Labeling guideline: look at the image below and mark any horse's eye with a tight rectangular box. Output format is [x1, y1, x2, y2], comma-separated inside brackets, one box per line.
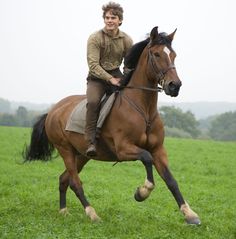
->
[154, 52, 160, 57]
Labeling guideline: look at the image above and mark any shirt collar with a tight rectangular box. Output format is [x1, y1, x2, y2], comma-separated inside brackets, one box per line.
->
[102, 27, 124, 38]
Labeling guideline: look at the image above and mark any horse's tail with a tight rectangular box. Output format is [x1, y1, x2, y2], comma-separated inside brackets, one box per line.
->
[23, 113, 54, 162]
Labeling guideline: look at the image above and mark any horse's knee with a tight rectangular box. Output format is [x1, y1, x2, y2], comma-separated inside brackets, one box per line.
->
[69, 178, 84, 197]
[70, 183, 90, 208]
[69, 179, 79, 192]
[59, 172, 69, 192]
[139, 150, 153, 165]
[162, 168, 178, 189]
[138, 150, 154, 183]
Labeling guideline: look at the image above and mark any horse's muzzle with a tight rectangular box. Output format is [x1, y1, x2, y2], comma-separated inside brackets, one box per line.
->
[165, 80, 182, 97]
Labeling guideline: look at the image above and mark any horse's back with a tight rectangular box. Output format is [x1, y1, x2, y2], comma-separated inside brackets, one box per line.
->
[45, 95, 86, 140]
[51, 95, 86, 111]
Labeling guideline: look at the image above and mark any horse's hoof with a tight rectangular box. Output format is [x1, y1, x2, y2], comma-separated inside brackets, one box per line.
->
[91, 215, 102, 223]
[59, 207, 70, 216]
[85, 206, 101, 222]
[180, 202, 201, 226]
[134, 188, 145, 202]
[186, 217, 201, 225]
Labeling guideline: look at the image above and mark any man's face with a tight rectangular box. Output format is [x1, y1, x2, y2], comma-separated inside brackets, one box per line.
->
[104, 10, 121, 33]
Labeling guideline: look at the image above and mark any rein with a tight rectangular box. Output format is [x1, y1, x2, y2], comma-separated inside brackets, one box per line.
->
[122, 85, 163, 92]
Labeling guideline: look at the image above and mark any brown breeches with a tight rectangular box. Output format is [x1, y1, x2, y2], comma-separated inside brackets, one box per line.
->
[86, 79, 107, 143]
[85, 69, 123, 144]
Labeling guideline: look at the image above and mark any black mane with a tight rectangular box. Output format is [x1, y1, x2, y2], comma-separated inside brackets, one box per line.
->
[124, 38, 150, 69]
[124, 32, 172, 70]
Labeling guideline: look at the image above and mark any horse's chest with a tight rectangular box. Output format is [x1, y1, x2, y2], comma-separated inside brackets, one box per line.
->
[140, 132, 159, 148]
[138, 133, 148, 146]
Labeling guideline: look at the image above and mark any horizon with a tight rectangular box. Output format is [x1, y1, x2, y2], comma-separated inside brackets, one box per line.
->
[2, 97, 236, 120]
[2, 95, 236, 105]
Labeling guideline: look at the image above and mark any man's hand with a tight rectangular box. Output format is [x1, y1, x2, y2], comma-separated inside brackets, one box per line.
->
[109, 77, 121, 86]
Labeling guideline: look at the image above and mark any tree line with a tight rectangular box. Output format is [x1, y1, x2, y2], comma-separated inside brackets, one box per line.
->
[0, 106, 44, 127]
[0, 105, 235, 141]
[160, 106, 236, 141]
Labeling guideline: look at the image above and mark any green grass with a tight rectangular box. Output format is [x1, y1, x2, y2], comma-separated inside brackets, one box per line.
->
[0, 126, 235, 239]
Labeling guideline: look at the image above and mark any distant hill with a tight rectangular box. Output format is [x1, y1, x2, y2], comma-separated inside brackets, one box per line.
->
[0, 98, 52, 114]
[1, 97, 236, 119]
[159, 101, 236, 119]
[12, 101, 236, 119]
[10, 101, 52, 112]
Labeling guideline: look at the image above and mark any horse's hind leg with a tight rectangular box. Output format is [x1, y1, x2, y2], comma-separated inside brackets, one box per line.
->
[59, 154, 90, 215]
[57, 146, 100, 221]
[153, 147, 201, 225]
[59, 170, 70, 215]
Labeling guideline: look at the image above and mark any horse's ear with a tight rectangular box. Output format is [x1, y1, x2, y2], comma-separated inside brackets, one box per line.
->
[168, 28, 177, 42]
[150, 26, 159, 41]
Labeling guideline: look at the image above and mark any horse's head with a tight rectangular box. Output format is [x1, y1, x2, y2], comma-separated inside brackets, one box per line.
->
[147, 26, 182, 97]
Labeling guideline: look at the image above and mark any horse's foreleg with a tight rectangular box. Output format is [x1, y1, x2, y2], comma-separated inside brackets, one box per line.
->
[134, 150, 155, 202]
[58, 146, 100, 221]
[118, 145, 155, 201]
[153, 148, 201, 225]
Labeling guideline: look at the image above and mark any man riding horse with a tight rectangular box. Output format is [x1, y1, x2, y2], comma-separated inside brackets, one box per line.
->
[85, 2, 133, 157]
[23, 2, 200, 225]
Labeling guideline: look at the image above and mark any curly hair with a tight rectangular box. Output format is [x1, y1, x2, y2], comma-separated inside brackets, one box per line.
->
[102, 2, 124, 22]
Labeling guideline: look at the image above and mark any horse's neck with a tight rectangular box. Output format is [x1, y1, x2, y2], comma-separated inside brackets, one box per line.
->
[126, 56, 158, 114]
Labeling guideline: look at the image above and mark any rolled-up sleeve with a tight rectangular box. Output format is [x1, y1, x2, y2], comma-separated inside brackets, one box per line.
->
[87, 34, 112, 81]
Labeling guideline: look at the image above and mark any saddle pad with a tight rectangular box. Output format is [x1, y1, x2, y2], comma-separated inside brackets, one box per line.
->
[65, 93, 116, 134]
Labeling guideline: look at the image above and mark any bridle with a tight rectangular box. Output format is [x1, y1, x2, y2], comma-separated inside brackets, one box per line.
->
[122, 46, 176, 92]
[147, 47, 176, 90]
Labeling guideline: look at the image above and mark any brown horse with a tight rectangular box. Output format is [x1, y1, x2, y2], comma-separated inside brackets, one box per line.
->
[24, 26, 200, 225]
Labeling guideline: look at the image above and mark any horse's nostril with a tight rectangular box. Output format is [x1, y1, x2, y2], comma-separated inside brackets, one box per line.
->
[169, 82, 177, 91]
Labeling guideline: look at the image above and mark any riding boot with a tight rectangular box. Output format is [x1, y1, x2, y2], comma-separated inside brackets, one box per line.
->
[86, 143, 97, 157]
[85, 127, 97, 157]
[85, 105, 99, 157]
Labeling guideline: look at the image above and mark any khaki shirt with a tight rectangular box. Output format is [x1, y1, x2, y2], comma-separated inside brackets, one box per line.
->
[87, 28, 133, 81]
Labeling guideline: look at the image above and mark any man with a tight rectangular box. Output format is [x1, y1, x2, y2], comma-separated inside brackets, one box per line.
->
[85, 2, 133, 157]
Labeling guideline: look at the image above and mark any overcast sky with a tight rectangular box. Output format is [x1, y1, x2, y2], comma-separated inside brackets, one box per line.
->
[0, 0, 235, 104]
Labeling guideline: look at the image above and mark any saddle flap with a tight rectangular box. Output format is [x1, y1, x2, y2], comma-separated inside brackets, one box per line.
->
[65, 93, 116, 134]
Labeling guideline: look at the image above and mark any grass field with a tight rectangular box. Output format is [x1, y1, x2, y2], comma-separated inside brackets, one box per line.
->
[0, 126, 235, 239]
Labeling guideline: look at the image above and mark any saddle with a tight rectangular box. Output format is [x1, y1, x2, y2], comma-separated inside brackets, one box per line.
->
[65, 92, 116, 134]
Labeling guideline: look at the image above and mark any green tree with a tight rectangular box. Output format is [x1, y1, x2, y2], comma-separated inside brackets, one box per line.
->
[209, 111, 236, 141]
[0, 113, 17, 126]
[0, 98, 11, 113]
[16, 106, 30, 126]
[160, 106, 200, 138]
